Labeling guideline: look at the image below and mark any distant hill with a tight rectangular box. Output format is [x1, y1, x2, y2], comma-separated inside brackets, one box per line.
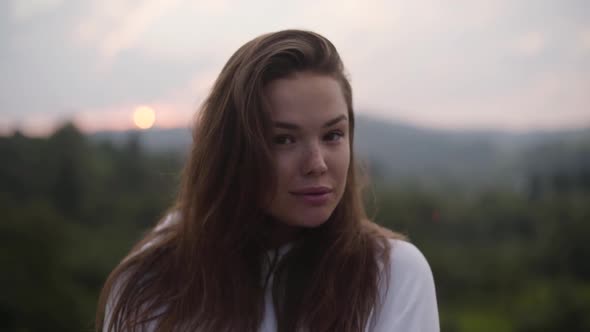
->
[354, 116, 589, 191]
[89, 115, 590, 192]
[91, 127, 193, 154]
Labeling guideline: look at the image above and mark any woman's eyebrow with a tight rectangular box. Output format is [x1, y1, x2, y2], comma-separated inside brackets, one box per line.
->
[273, 115, 348, 130]
[322, 115, 347, 128]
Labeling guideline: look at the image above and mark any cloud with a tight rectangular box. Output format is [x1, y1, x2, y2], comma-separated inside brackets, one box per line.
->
[512, 32, 546, 57]
[75, 0, 183, 59]
[402, 70, 590, 131]
[100, 0, 182, 58]
[10, 0, 64, 21]
[579, 28, 590, 53]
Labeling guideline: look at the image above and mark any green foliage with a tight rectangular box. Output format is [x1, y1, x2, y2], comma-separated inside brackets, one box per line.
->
[369, 167, 590, 331]
[0, 124, 181, 331]
[1, 123, 588, 331]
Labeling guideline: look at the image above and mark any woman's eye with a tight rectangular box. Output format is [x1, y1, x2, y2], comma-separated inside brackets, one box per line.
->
[273, 135, 295, 145]
[324, 130, 344, 142]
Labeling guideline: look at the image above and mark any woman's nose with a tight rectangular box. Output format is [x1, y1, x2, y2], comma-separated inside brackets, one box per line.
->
[302, 143, 328, 176]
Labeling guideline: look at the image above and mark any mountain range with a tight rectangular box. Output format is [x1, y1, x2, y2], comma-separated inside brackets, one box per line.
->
[90, 115, 590, 192]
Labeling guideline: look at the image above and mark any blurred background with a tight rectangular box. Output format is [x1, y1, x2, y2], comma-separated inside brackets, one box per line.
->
[1, 0, 589, 331]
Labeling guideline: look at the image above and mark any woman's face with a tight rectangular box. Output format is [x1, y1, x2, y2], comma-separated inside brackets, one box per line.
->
[264, 72, 350, 229]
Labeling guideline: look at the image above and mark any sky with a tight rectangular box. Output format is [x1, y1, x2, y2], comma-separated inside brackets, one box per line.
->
[1, 0, 589, 136]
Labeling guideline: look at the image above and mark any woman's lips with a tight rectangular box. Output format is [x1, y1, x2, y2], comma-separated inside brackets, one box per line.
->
[290, 187, 333, 206]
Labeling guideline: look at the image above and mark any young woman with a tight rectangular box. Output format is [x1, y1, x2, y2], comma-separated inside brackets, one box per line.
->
[97, 29, 439, 332]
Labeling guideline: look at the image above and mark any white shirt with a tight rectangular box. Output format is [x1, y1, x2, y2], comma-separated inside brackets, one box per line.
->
[369, 239, 439, 331]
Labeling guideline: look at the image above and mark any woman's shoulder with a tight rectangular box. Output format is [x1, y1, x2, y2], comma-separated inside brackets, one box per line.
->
[364, 222, 432, 279]
[386, 239, 433, 281]
[370, 238, 440, 331]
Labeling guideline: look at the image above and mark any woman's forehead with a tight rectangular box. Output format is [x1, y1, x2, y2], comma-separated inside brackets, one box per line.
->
[265, 73, 348, 123]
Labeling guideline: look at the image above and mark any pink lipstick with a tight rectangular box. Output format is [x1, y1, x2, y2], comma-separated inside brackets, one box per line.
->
[290, 186, 333, 206]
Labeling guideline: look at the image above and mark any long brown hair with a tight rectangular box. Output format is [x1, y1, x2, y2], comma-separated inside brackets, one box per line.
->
[97, 29, 400, 332]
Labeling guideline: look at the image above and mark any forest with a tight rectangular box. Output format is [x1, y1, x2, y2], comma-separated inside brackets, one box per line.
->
[1, 123, 589, 331]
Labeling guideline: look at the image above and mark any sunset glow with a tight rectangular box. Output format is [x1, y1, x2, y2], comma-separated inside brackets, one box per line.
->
[2, 1, 589, 134]
[133, 106, 156, 129]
